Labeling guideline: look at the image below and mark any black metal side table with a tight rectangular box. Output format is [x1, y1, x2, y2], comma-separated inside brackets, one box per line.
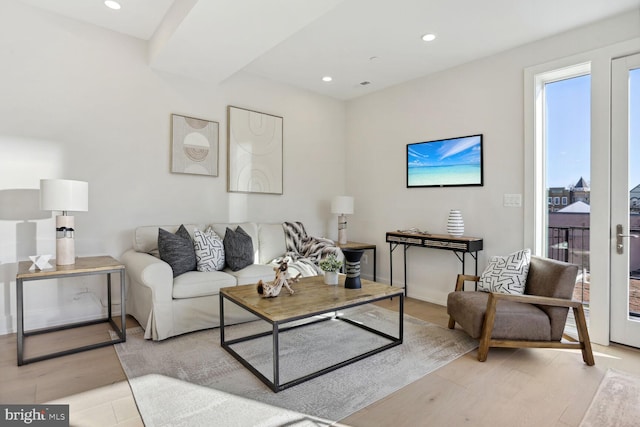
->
[15, 255, 126, 365]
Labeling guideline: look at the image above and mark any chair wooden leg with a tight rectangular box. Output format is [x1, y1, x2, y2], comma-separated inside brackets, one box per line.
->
[478, 293, 498, 362]
[573, 305, 595, 366]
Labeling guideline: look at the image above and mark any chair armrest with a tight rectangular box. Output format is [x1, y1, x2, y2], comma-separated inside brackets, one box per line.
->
[121, 249, 173, 303]
[488, 292, 582, 308]
[454, 274, 480, 291]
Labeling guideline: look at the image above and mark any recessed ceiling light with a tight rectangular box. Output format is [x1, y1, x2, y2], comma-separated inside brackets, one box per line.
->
[104, 1, 121, 10]
[322, 76, 333, 82]
[421, 33, 436, 42]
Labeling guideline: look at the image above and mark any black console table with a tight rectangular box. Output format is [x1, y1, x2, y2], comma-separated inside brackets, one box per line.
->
[386, 231, 483, 296]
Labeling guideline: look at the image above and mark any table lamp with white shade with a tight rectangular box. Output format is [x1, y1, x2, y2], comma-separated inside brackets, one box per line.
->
[40, 179, 88, 265]
[331, 196, 354, 245]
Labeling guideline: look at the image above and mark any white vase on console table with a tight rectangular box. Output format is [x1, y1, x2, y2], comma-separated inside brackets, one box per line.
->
[447, 209, 464, 237]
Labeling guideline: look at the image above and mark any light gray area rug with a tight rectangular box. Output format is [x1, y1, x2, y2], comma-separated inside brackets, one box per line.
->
[115, 306, 477, 423]
[580, 368, 640, 427]
[130, 374, 339, 427]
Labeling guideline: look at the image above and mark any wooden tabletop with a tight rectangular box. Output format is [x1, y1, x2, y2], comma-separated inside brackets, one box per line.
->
[337, 241, 376, 250]
[16, 255, 124, 279]
[221, 275, 402, 323]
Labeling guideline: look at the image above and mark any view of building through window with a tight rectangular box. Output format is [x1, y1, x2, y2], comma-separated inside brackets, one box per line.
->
[545, 74, 591, 305]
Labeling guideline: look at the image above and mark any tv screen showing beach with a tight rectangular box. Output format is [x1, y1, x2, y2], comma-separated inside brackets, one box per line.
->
[407, 134, 483, 187]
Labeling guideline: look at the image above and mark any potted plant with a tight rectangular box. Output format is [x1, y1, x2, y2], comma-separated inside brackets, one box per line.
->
[319, 254, 342, 285]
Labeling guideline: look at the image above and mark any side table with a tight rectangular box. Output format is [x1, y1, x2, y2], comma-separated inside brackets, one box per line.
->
[337, 241, 377, 281]
[16, 255, 126, 366]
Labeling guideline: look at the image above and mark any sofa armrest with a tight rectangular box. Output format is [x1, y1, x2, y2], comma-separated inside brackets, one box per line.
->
[121, 249, 173, 303]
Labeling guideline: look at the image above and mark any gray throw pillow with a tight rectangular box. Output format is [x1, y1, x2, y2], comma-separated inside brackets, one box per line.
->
[158, 225, 196, 277]
[223, 226, 254, 271]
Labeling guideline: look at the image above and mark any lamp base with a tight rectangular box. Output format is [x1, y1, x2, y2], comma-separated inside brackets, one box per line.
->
[337, 214, 347, 245]
[56, 215, 75, 265]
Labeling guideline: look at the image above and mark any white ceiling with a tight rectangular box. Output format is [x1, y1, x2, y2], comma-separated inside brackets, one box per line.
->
[19, 0, 640, 100]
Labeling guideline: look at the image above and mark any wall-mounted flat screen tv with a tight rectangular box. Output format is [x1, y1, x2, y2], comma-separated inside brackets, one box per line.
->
[407, 134, 484, 188]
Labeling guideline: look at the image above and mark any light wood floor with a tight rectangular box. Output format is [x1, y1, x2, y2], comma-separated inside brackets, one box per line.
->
[2, 299, 640, 426]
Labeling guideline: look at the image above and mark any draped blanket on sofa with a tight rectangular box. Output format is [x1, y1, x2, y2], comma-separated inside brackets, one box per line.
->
[278, 221, 342, 276]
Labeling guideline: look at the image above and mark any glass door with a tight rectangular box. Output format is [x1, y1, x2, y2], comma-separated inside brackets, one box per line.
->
[610, 53, 640, 347]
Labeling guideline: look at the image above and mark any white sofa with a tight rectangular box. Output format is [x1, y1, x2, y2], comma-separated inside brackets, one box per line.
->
[122, 222, 332, 341]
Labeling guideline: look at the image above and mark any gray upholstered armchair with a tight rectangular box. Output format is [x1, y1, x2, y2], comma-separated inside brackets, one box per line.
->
[447, 256, 595, 365]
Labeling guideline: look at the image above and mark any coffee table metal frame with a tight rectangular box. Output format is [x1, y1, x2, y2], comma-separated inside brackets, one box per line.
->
[220, 280, 404, 393]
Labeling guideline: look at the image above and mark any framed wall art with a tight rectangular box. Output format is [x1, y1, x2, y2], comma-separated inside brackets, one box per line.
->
[171, 114, 219, 176]
[227, 106, 283, 194]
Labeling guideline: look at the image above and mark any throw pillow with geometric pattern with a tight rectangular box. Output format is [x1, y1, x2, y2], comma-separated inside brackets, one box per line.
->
[477, 248, 531, 295]
[193, 227, 225, 272]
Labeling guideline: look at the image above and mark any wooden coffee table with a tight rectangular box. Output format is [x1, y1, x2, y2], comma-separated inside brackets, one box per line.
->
[219, 275, 404, 392]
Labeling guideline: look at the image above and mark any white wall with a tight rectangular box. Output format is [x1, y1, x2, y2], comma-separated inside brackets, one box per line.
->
[345, 10, 640, 305]
[0, 1, 346, 334]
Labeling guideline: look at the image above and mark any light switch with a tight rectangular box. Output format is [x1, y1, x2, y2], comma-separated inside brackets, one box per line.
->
[504, 194, 522, 207]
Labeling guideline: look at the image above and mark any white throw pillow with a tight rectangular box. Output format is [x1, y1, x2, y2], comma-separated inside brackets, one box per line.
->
[193, 227, 225, 272]
[478, 249, 531, 295]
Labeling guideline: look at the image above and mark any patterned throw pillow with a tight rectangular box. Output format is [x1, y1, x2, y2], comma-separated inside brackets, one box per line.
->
[193, 227, 225, 272]
[223, 226, 254, 271]
[478, 249, 531, 295]
[158, 225, 196, 277]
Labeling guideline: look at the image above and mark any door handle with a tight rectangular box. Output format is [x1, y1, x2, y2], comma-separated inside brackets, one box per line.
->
[616, 224, 639, 254]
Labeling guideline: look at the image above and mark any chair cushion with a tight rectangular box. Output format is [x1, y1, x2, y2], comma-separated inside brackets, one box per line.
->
[478, 249, 531, 295]
[447, 291, 551, 341]
[526, 256, 578, 340]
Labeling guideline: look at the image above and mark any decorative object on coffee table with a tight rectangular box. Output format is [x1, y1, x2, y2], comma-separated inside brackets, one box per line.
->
[257, 257, 300, 297]
[319, 254, 342, 285]
[343, 248, 364, 289]
[331, 196, 354, 244]
[447, 209, 464, 237]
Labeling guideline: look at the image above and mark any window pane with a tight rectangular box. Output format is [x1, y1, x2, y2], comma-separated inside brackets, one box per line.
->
[545, 74, 591, 304]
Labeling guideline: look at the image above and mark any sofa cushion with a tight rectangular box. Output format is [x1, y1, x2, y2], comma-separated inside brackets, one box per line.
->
[447, 291, 551, 340]
[193, 227, 225, 271]
[225, 263, 277, 285]
[224, 226, 255, 271]
[172, 270, 237, 299]
[158, 225, 196, 277]
[258, 223, 287, 264]
[478, 249, 531, 295]
[134, 224, 205, 256]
